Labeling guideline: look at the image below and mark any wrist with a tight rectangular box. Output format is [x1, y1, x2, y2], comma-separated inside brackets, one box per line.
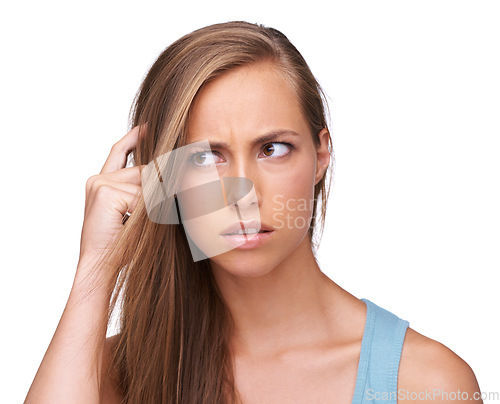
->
[72, 254, 113, 302]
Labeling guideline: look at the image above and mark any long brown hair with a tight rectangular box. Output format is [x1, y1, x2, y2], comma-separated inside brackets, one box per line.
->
[90, 21, 334, 403]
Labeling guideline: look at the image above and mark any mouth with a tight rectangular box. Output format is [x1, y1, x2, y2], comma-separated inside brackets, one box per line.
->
[220, 219, 274, 236]
[219, 220, 275, 249]
[222, 228, 271, 236]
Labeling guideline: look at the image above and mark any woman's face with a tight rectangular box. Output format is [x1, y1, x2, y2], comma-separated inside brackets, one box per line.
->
[183, 61, 330, 276]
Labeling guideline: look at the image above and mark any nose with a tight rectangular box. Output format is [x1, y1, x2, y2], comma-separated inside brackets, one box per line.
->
[222, 177, 255, 210]
[221, 159, 260, 211]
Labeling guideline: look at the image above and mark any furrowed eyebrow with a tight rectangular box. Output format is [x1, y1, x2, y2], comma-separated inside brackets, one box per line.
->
[189, 130, 300, 150]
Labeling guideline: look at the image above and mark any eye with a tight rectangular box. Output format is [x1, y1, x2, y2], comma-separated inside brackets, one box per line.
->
[260, 142, 293, 158]
[190, 150, 221, 167]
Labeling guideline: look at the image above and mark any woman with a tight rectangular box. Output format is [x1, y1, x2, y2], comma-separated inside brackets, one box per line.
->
[26, 21, 482, 403]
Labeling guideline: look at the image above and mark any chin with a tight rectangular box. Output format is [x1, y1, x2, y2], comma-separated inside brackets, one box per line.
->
[208, 253, 279, 279]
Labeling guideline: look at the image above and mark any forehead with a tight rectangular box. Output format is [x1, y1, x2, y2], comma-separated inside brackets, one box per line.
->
[186, 62, 308, 142]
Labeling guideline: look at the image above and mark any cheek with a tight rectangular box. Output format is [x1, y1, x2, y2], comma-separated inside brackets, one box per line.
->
[265, 160, 316, 232]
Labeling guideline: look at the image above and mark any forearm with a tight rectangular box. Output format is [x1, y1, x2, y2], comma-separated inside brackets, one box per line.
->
[25, 257, 113, 403]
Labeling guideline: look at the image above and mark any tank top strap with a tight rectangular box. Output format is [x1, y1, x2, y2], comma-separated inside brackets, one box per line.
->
[351, 298, 410, 404]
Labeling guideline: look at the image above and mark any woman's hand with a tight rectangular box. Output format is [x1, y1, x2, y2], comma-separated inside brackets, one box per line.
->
[78, 124, 146, 264]
[25, 126, 148, 404]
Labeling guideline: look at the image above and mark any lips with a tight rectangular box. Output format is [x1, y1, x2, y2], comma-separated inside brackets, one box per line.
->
[220, 219, 274, 236]
[220, 219, 276, 250]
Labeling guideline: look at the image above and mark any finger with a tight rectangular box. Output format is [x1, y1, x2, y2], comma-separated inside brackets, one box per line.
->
[88, 165, 146, 190]
[86, 182, 142, 221]
[114, 189, 142, 223]
[86, 168, 143, 197]
[120, 189, 142, 225]
[104, 187, 142, 220]
[100, 123, 147, 175]
[88, 179, 142, 202]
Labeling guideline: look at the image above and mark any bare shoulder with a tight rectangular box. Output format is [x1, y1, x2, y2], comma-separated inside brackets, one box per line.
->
[101, 334, 123, 404]
[398, 327, 482, 403]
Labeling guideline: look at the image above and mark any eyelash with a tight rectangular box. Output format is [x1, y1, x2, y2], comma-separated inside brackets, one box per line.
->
[261, 141, 295, 159]
[189, 141, 296, 167]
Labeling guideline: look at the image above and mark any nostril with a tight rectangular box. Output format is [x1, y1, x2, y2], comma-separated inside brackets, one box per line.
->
[222, 176, 255, 206]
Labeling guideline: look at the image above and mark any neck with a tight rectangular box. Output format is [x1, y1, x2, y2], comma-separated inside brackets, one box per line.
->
[209, 235, 340, 359]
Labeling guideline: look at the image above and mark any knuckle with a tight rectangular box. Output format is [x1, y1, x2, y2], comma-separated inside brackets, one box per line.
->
[136, 165, 145, 178]
[134, 184, 143, 195]
[111, 140, 125, 153]
[85, 175, 98, 190]
[94, 183, 113, 200]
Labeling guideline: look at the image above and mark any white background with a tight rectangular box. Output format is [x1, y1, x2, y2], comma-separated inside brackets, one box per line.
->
[1, 1, 498, 402]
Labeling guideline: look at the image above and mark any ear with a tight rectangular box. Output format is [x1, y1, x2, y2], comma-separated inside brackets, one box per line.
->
[314, 128, 331, 186]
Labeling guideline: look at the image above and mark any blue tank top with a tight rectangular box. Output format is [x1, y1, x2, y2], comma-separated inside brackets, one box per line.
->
[351, 298, 410, 404]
